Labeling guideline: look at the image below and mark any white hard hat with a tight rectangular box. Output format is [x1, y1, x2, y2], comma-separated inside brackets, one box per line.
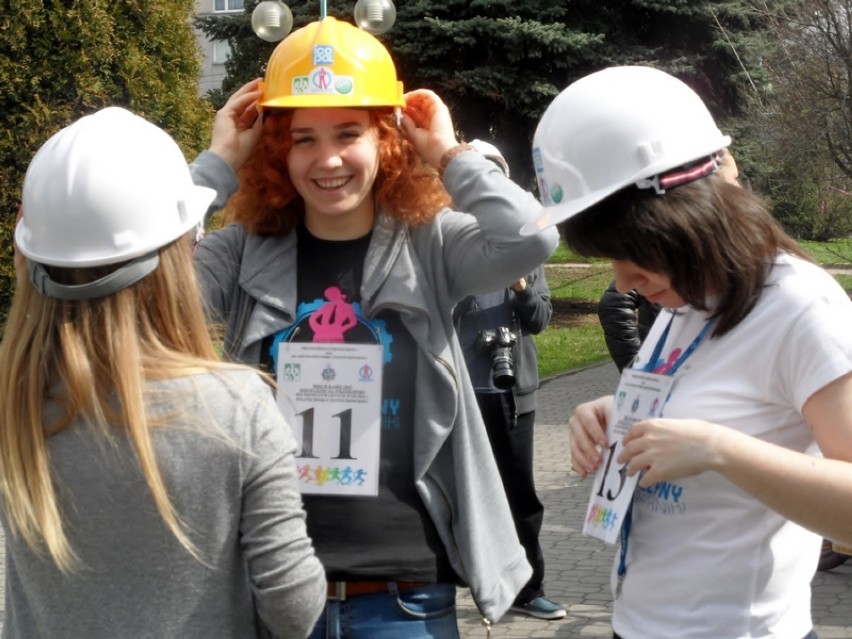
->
[522, 66, 731, 235]
[17, 107, 216, 299]
[469, 139, 510, 178]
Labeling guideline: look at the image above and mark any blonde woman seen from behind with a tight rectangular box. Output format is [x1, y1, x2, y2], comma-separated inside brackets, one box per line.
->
[2, 107, 325, 639]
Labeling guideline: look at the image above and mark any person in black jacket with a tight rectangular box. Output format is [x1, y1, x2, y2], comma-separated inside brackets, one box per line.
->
[597, 281, 660, 372]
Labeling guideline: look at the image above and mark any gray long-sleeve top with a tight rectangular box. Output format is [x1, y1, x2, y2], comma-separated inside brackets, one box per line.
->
[1, 370, 326, 639]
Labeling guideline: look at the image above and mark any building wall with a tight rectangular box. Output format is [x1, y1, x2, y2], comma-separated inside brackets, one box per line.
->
[194, 0, 244, 95]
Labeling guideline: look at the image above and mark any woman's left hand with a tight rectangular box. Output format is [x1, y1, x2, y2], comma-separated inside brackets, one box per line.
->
[400, 89, 458, 169]
[618, 418, 727, 487]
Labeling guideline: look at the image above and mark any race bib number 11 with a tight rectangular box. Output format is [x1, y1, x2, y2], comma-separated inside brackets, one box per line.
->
[276, 342, 383, 496]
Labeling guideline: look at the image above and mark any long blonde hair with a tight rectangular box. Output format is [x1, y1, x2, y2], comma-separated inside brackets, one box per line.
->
[0, 236, 226, 572]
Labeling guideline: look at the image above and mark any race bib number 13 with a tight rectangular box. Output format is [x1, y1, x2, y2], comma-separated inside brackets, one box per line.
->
[582, 369, 674, 543]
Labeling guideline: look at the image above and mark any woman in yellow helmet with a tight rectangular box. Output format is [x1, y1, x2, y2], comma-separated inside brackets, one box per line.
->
[190, 16, 559, 639]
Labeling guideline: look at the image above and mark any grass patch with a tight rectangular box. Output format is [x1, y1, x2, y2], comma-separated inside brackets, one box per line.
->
[537, 261, 613, 377]
[546, 263, 613, 302]
[534, 324, 610, 379]
[799, 239, 852, 265]
[548, 242, 580, 263]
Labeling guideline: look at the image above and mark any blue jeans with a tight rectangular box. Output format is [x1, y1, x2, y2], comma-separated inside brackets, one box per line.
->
[308, 582, 460, 639]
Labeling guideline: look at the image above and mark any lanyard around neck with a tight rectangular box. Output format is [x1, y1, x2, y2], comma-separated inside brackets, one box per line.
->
[642, 311, 715, 377]
[618, 310, 715, 596]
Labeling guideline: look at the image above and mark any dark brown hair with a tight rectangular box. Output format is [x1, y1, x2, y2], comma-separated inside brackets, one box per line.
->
[560, 175, 813, 336]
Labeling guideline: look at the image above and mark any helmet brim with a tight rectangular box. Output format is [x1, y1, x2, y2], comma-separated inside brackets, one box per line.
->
[17, 184, 217, 268]
[522, 134, 731, 236]
[260, 95, 405, 110]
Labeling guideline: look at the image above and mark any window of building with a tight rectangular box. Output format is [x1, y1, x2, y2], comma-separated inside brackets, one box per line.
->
[215, 0, 244, 12]
[213, 40, 232, 65]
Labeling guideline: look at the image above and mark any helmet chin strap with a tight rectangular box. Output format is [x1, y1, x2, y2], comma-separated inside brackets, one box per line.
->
[635, 150, 725, 194]
[27, 250, 160, 301]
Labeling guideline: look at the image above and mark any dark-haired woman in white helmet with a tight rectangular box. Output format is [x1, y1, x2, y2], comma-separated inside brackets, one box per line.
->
[528, 66, 852, 639]
[4, 108, 326, 638]
[190, 15, 558, 639]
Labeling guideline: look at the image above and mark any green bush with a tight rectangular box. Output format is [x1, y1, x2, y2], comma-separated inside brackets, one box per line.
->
[763, 165, 852, 241]
[0, 0, 215, 326]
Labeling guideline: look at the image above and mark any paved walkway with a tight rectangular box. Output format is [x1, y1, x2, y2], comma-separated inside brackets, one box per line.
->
[457, 361, 852, 638]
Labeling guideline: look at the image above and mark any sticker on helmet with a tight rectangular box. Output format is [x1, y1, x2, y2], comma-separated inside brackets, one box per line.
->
[335, 77, 354, 94]
[532, 147, 544, 174]
[550, 183, 563, 203]
[313, 45, 334, 66]
[537, 177, 552, 205]
[291, 67, 355, 96]
[532, 147, 562, 204]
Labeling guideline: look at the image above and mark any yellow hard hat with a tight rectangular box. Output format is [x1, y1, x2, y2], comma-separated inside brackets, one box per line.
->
[260, 16, 405, 110]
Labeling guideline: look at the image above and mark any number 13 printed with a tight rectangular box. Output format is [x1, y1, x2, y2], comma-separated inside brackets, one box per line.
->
[596, 441, 628, 502]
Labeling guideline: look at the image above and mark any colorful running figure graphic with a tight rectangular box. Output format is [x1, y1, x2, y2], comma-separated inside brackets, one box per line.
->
[313, 67, 331, 91]
[309, 286, 357, 342]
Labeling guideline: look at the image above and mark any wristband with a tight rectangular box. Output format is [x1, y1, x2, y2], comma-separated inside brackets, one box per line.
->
[439, 143, 476, 176]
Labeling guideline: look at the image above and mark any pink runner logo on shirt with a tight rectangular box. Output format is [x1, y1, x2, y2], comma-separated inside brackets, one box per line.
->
[308, 286, 357, 342]
[652, 347, 683, 375]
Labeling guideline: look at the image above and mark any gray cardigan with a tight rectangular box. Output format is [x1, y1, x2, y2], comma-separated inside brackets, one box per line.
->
[2, 371, 326, 639]
[190, 149, 559, 622]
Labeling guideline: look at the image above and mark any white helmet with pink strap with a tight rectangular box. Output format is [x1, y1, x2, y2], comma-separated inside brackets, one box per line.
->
[523, 66, 731, 235]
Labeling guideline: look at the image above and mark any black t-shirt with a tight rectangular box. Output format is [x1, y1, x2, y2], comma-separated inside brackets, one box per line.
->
[260, 223, 456, 583]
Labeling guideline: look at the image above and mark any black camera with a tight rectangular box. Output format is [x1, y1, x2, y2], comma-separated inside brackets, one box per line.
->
[477, 326, 518, 389]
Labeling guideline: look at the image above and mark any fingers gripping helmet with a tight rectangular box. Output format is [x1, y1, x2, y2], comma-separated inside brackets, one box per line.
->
[17, 107, 216, 300]
[260, 16, 405, 110]
[524, 66, 731, 234]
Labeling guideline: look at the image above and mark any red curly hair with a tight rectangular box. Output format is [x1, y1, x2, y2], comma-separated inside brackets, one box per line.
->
[227, 109, 452, 235]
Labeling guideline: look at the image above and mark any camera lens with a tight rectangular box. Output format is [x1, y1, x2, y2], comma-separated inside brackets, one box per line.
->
[491, 348, 515, 389]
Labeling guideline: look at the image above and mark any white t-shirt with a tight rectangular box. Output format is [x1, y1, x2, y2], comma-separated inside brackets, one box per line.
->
[613, 253, 852, 639]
